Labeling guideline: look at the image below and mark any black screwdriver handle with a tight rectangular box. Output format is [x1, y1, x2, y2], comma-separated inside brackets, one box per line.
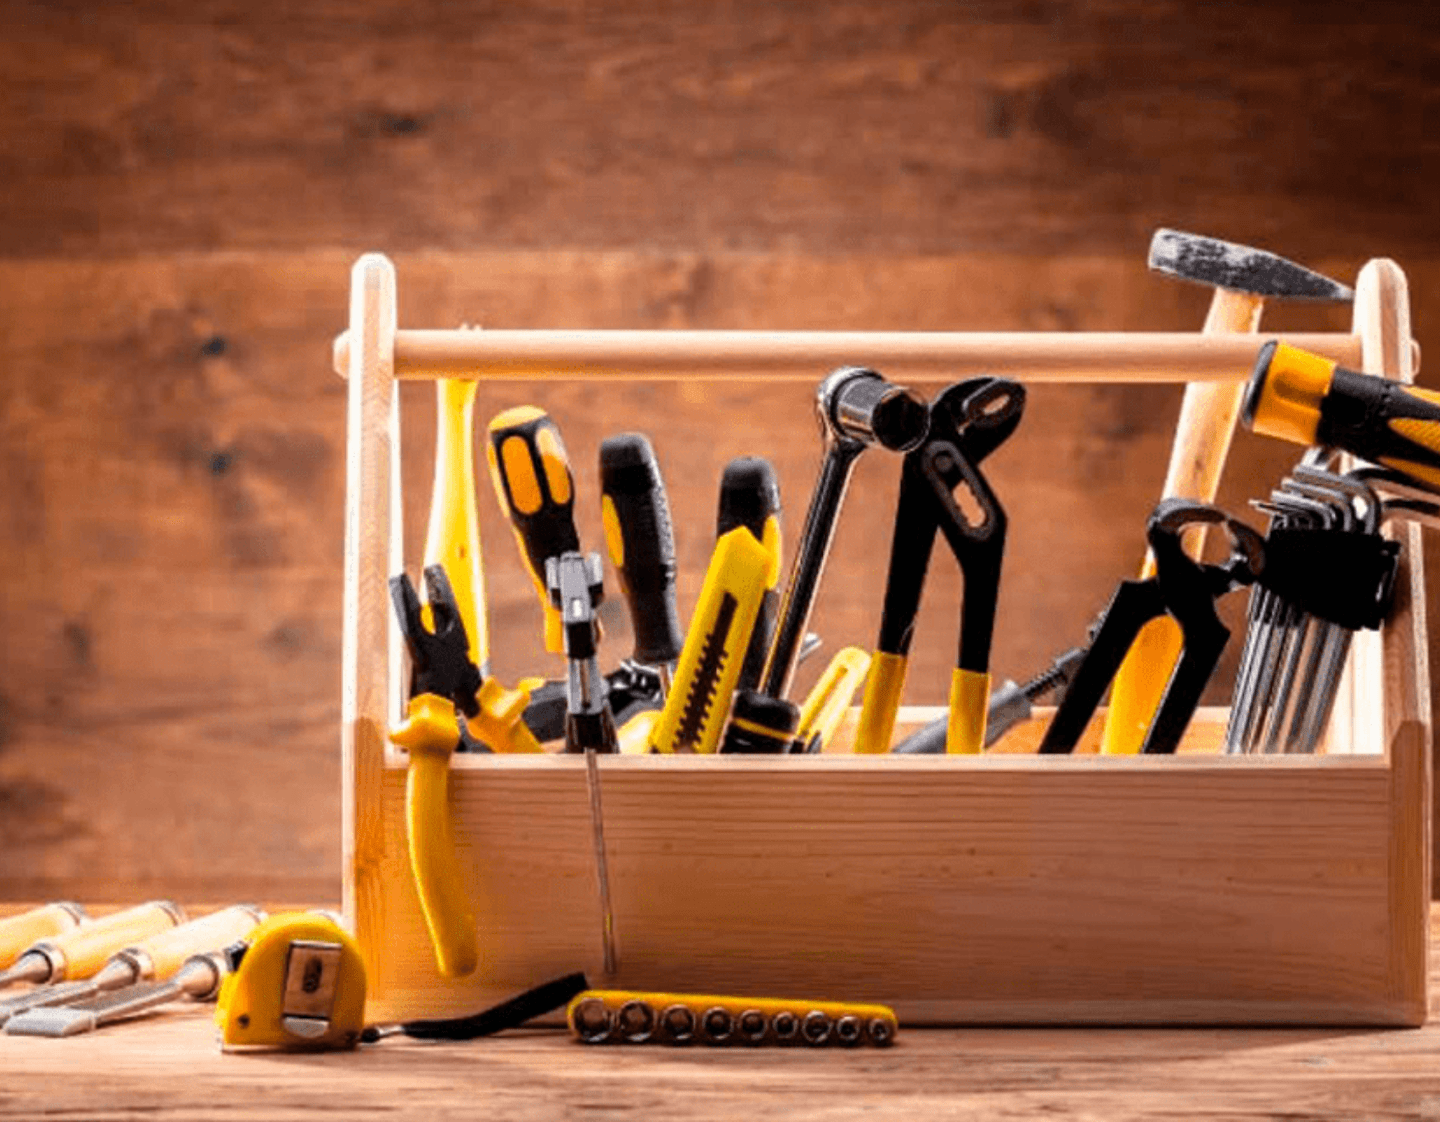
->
[599, 434, 683, 667]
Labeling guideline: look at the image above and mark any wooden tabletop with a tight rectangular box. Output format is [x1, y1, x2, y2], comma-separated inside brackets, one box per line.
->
[4, 914, 1440, 1120]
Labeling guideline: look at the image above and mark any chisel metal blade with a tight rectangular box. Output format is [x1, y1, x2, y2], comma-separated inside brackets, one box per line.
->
[5, 980, 180, 1037]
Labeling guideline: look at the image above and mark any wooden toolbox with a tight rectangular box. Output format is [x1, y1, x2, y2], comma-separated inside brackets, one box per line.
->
[335, 253, 1430, 1026]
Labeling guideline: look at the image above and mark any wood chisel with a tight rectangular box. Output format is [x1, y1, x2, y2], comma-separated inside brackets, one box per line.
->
[716, 457, 782, 694]
[0, 903, 85, 969]
[722, 368, 927, 753]
[599, 433, 684, 694]
[2, 905, 264, 1034]
[1101, 230, 1354, 756]
[0, 901, 184, 990]
[793, 647, 870, 753]
[649, 523, 773, 755]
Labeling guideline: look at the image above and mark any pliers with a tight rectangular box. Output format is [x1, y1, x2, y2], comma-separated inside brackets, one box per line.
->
[1038, 499, 1264, 755]
[387, 565, 483, 978]
[853, 377, 1026, 754]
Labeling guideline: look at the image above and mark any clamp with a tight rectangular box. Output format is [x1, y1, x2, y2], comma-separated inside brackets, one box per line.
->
[853, 377, 1026, 754]
[1038, 499, 1264, 755]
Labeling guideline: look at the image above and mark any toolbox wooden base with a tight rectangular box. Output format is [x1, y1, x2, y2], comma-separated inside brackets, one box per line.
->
[339, 254, 1431, 1026]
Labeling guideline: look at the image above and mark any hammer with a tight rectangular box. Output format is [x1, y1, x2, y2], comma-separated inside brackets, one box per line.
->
[1100, 229, 1354, 756]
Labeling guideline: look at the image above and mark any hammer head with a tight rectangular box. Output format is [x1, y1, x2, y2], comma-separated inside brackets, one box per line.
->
[1149, 229, 1354, 302]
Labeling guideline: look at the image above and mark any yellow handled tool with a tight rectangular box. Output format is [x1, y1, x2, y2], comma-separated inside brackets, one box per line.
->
[0, 904, 85, 970]
[716, 457, 782, 693]
[389, 567, 483, 978]
[0, 905, 265, 1027]
[568, 989, 897, 1047]
[216, 911, 367, 1051]
[1245, 340, 1440, 485]
[487, 405, 581, 655]
[426, 376, 489, 673]
[649, 526, 772, 754]
[0, 901, 184, 988]
[794, 647, 871, 754]
[1101, 229, 1354, 755]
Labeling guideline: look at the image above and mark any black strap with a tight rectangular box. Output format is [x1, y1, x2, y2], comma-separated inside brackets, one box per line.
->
[362, 972, 589, 1043]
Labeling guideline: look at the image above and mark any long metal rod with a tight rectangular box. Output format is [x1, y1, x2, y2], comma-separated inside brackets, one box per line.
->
[333, 330, 1364, 383]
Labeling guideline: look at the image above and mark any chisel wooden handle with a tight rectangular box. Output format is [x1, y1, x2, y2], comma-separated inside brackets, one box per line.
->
[121, 905, 265, 980]
[0, 904, 85, 969]
[487, 406, 581, 654]
[33, 902, 185, 980]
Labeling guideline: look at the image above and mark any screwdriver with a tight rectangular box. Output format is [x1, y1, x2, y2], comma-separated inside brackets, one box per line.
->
[486, 406, 581, 655]
[1244, 340, 1440, 489]
[0, 904, 86, 969]
[0, 901, 184, 989]
[716, 457, 782, 694]
[599, 433, 684, 692]
[0, 905, 263, 1026]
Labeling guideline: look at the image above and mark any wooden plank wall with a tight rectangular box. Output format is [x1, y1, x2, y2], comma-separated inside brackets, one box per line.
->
[1, 0, 1437, 901]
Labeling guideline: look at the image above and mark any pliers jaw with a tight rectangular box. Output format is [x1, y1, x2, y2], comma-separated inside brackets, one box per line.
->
[1038, 500, 1263, 755]
[390, 565, 483, 718]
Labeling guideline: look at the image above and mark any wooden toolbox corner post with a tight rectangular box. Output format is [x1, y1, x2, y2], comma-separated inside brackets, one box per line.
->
[338, 254, 1430, 1026]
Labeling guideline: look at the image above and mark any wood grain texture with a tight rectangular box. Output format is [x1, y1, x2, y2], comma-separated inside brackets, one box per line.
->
[0, 0, 1436, 261]
[1, 248, 1435, 902]
[9, 908, 1440, 1120]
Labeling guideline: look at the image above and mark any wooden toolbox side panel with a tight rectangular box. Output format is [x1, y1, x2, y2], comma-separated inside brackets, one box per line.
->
[365, 748, 1412, 1026]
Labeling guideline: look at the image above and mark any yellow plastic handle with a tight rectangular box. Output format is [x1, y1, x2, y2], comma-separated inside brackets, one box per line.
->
[128, 905, 265, 980]
[424, 378, 488, 670]
[852, 651, 908, 754]
[0, 904, 84, 969]
[41, 902, 184, 979]
[796, 647, 871, 753]
[392, 693, 479, 978]
[945, 667, 991, 755]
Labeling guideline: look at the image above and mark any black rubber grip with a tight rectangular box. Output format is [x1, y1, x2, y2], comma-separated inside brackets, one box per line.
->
[599, 434, 683, 666]
[374, 972, 590, 1042]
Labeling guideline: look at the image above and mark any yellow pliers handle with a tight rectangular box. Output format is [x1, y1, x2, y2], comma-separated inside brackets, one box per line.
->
[390, 692, 479, 978]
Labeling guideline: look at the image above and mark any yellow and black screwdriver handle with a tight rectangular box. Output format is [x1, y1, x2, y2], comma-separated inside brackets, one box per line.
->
[854, 378, 1025, 755]
[487, 406, 582, 655]
[388, 566, 482, 979]
[1245, 340, 1440, 489]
